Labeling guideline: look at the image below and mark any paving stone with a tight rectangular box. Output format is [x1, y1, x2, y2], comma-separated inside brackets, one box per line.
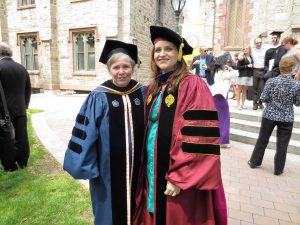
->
[240, 202, 264, 216]
[229, 208, 253, 223]
[29, 93, 300, 225]
[264, 208, 291, 222]
[253, 214, 280, 225]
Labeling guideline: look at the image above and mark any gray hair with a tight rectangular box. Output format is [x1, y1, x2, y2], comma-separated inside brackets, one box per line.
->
[0, 42, 13, 57]
[199, 45, 208, 51]
[106, 52, 135, 71]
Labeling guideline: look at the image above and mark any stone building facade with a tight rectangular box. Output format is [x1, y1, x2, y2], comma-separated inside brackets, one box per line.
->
[0, 0, 175, 91]
[182, 0, 300, 56]
[4, 0, 298, 91]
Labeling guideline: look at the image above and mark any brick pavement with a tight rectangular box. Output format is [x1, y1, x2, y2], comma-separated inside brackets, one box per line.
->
[30, 93, 300, 225]
[221, 142, 300, 225]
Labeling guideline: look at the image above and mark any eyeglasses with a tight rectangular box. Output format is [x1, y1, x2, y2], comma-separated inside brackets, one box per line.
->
[255, 42, 262, 44]
[201, 50, 208, 52]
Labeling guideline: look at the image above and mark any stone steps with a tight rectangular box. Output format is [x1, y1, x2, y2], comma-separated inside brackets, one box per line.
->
[231, 118, 300, 140]
[228, 99, 300, 155]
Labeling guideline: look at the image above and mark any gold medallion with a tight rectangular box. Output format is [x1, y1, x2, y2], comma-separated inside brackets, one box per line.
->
[147, 94, 152, 105]
[165, 94, 175, 107]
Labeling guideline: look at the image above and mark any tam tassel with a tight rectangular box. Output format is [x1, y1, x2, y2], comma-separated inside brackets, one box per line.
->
[177, 42, 184, 61]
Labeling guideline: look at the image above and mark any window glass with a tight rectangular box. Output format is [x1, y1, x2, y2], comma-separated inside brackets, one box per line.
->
[87, 34, 95, 70]
[227, 0, 243, 46]
[20, 36, 38, 70]
[75, 35, 84, 70]
[73, 32, 95, 71]
[18, 0, 35, 6]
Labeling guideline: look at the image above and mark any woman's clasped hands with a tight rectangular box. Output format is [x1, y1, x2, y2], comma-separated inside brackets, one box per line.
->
[164, 181, 181, 197]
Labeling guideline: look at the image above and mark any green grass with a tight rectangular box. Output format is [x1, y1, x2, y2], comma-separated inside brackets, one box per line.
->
[0, 109, 93, 225]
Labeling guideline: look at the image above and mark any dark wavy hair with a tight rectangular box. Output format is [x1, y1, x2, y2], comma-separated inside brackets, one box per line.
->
[149, 47, 189, 95]
[212, 53, 232, 75]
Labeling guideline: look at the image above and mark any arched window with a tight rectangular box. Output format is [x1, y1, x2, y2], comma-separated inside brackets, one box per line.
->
[227, 0, 243, 47]
[73, 32, 95, 71]
[20, 36, 39, 70]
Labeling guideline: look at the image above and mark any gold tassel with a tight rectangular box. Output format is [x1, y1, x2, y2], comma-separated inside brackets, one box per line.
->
[137, 58, 141, 68]
[177, 42, 184, 61]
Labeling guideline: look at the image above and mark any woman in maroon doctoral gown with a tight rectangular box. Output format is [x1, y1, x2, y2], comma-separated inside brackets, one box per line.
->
[134, 26, 227, 225]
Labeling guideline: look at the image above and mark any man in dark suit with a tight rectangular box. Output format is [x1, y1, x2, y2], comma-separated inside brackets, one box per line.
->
[264, 31, 286, 80]
[0, 42, 31, 171]
[191, 45, 215, 85]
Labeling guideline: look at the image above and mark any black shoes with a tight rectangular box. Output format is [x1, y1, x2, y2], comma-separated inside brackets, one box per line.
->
[248, 160, 256, 168]
[248, 160, 259, 169]
[17, 162, 27, 169]
[3, 163, 18, 172]
[258, 103, 264, 109]
[248, 161, 283, 176]
[253, 102, 264, 110]
[274, 171, 283, 176]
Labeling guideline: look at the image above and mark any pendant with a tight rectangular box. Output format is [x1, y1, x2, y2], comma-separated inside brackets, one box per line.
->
[165, 94, 175, 107]
[147, 94, 152, 105]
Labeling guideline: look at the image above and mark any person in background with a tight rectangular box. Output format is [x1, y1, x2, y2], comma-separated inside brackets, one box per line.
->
[248, 57, 300, 175]
[229, 52, 239, 100]
[191, 45, 215, 85]
[251, 37, 267, 110]
[236, 46, 254, 110]
[263, 31, 286, 80]
[63, 40, 145, 225]
[223, 51, 232, 63]
[134, 26, 227, 225]
[281, 36, 300, 80]
[0, 42, 31, 171]
[210, 54, 238, 149]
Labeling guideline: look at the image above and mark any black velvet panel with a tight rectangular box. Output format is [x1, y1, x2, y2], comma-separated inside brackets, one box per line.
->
[183, 110, 218, 121]
[72, 127, 87, 140]
[68, 140, 82, 154]
[106, 93, 127, 225]
[102, 79, 137, 92]
[106, 89, 144, 224]
[75, 114, 89, 126]
[155, 89, 178, 225]
[181, 126, 220, 137]
[182, 142, 220, 155]
[127, 90, 145, 221]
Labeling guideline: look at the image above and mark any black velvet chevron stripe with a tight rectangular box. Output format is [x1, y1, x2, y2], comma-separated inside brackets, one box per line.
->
[183, 110, 218, 121]
[68, 140, 82, 154]
[182, 142, 220, 155]
[181, 126, 220, 137]
[76, 114, 89, 126]
[72, 127, 87, 140]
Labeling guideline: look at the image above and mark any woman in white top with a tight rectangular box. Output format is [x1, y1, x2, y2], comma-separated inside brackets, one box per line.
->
[210, 54, 238, 148]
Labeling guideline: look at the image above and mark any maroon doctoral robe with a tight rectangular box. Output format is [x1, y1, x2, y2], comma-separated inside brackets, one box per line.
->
[134, 75, 227, 225]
